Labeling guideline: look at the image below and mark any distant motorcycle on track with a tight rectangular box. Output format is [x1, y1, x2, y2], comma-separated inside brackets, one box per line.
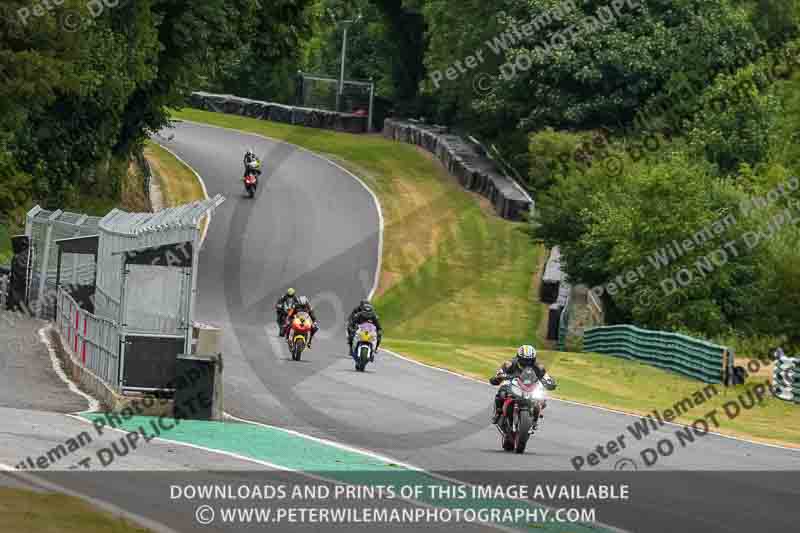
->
[243, 159, 261, 198]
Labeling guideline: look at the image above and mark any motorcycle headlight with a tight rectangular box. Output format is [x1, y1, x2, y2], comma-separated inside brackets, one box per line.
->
[532, 386, 547, 401]
[511, 384, 523, 397]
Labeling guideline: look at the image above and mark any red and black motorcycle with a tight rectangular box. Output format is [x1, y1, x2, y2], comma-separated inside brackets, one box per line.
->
[243, 159, 261, 198]
[244, 173, 258, 198]
[494, 367, 555, 454]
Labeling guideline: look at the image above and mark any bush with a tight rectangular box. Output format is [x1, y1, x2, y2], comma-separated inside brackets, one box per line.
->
[687, 63, 783, 175]
[528, 128, 592, 192]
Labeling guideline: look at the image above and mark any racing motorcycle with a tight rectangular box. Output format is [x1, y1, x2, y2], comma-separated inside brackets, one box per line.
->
[286, 309, 313, 361]
[243, 159, 261, 198]
[352, 322, 378, 372]
[494, 368, 555, 454]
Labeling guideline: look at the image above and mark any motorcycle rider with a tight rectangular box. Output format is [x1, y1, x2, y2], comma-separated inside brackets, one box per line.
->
[275, 288, 299, 337]
[285, 295, 319, 347]
[489, 345, 555, 424]
[347, 300, 382, 360]
[243, 149, 262, 178]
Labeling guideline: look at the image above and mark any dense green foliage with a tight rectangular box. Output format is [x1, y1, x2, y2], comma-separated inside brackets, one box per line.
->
[3, 0, 800, 349]
[0, 0, 310, 229]
[532, 54, 800, 347]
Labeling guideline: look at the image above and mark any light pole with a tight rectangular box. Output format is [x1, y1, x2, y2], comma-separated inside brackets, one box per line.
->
[331, 11, 362, 113]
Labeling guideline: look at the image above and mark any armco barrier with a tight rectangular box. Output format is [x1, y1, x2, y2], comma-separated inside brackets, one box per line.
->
[188, 92, 368, 134]
[383, 119, 533, 221]
[773, 353, 800, 404]
[583, 325, 728, 384]
[541, 246, 563, 303]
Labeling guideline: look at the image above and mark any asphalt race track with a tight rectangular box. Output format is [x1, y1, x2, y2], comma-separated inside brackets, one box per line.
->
[152, 120, 800, 533]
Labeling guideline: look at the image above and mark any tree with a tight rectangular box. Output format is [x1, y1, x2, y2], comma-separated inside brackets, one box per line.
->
[0, 0, 311, 219]
[533, 147, 764, 335]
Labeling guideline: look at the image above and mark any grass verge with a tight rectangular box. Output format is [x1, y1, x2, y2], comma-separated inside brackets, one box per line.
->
[173, 109, 800, 447]
[144, 141, 205, 207]
[386, 340, 800, 447]
[173, 109, 543, 350]
[144, 140, 207, 235]
[0, 488, 150, 533]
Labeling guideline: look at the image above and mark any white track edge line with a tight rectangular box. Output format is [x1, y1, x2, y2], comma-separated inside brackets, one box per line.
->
[223, 412, 422, 472]
[384, 349, 800, 453]
[64, 413, 298, 472]
[162, 119, 614, 530]
[0, 462, 179, 533]
[173, 119, 800, 455]
[222, 413, 622, 533]
[174, 119, 384, 299]
[62, 415, 519, 533]
[150, 141, 213, 246]
[39, 327, 100, 412]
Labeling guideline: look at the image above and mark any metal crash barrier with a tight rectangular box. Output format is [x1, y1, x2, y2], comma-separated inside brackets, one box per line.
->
[57, 288, 120, 388]
[584, 324, 731, 384]
[773, 353, 800, 404]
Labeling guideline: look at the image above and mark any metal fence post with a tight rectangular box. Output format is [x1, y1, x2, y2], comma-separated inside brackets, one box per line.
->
[35, 210, 62, 317]
[368, 78, 374, 133]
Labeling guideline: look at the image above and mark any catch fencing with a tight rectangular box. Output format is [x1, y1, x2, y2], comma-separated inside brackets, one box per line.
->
[583, 325, 732, 384]
[773, 353, 800, 404]
[26, 208, 103, 318]
[297, 72, 375, 132]
[26, 197, 224, 393]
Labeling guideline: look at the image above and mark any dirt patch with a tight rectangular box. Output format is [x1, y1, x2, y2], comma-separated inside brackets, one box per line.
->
[378, 178, 459, 295]
[735, 356, 774, 379]
[120, 160, 151, 212]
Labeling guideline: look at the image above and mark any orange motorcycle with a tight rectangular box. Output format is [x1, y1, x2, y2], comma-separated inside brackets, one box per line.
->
[286, 309, 313, 361]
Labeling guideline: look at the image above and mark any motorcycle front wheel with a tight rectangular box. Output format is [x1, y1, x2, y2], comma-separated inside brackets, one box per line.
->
[355, 344, 371, 372]
[514, 410, 532, 454]
[292, 338, 305, 361]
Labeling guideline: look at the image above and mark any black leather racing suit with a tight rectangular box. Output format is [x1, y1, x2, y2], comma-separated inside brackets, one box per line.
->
[244, 154, 262, 178]
[490, 357, 549, 420]
[347, 308, 383, 350]
[275, 294, 300, 330]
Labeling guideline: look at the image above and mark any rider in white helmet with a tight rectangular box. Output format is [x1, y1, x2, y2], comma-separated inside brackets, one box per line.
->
[243, 148, 261, 179]
[489, 345, 555, 423]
